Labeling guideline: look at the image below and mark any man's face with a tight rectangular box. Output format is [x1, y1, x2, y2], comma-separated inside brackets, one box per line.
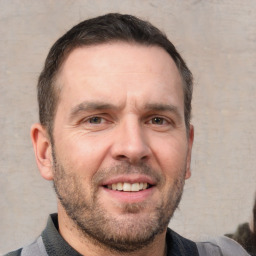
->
[50, 43, 193, 251]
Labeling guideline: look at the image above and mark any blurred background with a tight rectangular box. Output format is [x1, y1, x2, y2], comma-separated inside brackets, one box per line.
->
[1, 0, 256, 254]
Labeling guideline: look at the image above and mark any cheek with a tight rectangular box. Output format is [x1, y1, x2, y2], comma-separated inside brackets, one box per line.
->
[55, 133, 110, 177]
[152, 136, 188, 175]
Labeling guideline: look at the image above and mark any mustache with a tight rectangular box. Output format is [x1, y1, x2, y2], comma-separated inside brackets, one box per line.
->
[92, 162, 164, 186]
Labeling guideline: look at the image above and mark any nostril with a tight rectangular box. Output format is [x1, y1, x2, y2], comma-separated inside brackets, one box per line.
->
[116, 155, 128, 161]
[141, 156, 148, 160]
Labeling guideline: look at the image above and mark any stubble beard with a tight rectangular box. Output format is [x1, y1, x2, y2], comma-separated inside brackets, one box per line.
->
[52, 149, 186, 253]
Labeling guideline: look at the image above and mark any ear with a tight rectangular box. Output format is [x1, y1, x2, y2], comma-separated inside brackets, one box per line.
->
[185, 125, 194, 180]
[31, 123, 54, 180]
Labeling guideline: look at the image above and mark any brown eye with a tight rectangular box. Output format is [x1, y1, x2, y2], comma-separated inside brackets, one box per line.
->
[151, 117, 165, 125]
[89, 117, 102, 124]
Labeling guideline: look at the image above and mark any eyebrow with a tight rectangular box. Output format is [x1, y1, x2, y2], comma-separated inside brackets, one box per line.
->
[144, 103, 182, 118]
[69, 101, 183, 121]
[69, 101, 120, 120]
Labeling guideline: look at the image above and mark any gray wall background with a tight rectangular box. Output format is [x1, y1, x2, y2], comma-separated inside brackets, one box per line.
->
[1, 0, 256, 254]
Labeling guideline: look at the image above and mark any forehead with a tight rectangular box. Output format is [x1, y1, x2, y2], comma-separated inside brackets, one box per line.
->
[59, 42, 180, 77]
[56, 42, 184, 112]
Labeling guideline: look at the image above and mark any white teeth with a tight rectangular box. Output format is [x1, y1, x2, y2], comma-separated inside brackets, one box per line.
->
[123, 183, 131, 191]
[117, 182, 123, 191]
[107, 182, 149, 192]
[143, 183, 148, 189]
[131, 183, 140, 192]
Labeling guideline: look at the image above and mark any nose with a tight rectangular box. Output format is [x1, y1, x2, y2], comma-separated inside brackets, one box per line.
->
[110, 117, 151, 164]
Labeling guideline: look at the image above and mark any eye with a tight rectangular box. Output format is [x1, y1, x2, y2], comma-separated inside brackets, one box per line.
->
[150, 117, 167, 125]
[76, 114, 113, 131]
[88, 116, 103, 124]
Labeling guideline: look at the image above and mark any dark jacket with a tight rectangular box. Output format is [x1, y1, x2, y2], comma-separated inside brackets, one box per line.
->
[4, 214, 250, 256]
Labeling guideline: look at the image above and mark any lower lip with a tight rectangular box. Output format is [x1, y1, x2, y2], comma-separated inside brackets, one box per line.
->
[101, 186, 155, 203]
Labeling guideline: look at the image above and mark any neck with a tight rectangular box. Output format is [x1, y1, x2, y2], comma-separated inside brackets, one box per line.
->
[57, 203, 167, 256]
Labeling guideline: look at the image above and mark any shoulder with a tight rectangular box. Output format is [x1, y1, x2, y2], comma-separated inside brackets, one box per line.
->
[2, 248, 22, 256]
[166, 228, 199, 255]
[196, 236, 251, 256]
[2, 236, 47, 256]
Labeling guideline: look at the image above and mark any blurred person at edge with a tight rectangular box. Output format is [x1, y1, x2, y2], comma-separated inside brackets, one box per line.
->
[4, 13, 250, 256]
[226, 194, 256, 255]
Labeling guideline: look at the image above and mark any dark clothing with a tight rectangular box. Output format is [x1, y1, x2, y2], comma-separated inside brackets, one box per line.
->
[4, 213, 250, 256]
[226, 222, 256, 256]
[4, 214, 198, 256]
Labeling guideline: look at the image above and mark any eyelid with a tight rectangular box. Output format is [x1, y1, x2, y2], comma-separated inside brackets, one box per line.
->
[82, 115, 109, 124]
[146, 115, 171, 124]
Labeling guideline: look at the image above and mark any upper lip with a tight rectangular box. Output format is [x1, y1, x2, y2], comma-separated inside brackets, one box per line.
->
[101, 174, 157, 186]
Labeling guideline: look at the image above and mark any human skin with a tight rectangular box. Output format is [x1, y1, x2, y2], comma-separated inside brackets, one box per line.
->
[31, 43, 194, 256]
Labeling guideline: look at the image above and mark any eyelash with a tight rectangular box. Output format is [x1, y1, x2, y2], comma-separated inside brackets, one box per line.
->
[79, 115, 174, 129]
[148, 116, 168, 125]
[82, 115, 108, 125]
[88, 116, 104, 124]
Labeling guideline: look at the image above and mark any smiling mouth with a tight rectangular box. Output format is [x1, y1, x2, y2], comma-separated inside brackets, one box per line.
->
[104, 182, 153, 192]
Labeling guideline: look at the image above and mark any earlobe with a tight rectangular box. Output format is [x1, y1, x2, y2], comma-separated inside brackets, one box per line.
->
[31, 123, 53, 180]
[185, 125, 194, 180]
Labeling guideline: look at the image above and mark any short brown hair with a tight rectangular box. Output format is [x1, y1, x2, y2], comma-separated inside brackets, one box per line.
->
[38, 13, 193, 137]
